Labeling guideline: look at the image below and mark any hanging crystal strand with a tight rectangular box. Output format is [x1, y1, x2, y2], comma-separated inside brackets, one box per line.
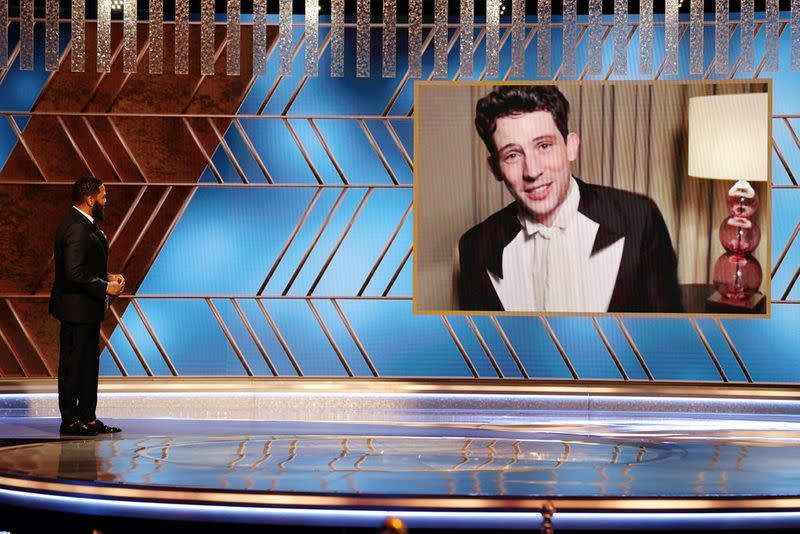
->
[536, 0, 550, 77]
[765, 0, 779, 71]
[689, 0, 703, 74]
[612, 0, 627, 75]
[46, 0, 59, 71]
[740, 0, 754, 72]
[664, 0, 679, 75]
[227, 0, 240, 75]
[714, 0, 728, 74]
[383, 0, 397, 77]
[21, 0, 34, 70]
[279, 0, 293, 75]
[793, 0, 800, 70]
[459, 0, 474, 77]
[433, 0, 448, 77]
[509, 0, 525, 77]
[486, 0, 500, 77]
[124, 0, 138, 73]
[97, 0, 111, 72]
[331, 0, 344, 76]
[639, 0, 653, 74]
[199, 0, 215, 75]
[588, 0, 602, 75]
[408, 0, 422, 77]
[0, 0, 7, 69]
[305, 0, 319, 76]
[561, 0, 576, 76]
[175, 0, 189, 74]
[356, 0, 370, 77]
[149, 0, 163, 74]
[253, 0, 267, 75]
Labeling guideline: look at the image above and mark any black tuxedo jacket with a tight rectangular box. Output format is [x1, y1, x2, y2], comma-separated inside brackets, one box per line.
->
[49, 208, 109, 324]
[457, 178, 684, 313]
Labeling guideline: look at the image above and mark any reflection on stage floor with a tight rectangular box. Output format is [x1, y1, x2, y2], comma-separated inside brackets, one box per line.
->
[2, 416, 800, 498]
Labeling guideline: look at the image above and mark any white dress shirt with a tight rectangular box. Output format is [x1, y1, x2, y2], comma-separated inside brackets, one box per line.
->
[488, 178, 625, 312]
[73, 205, 94, 224]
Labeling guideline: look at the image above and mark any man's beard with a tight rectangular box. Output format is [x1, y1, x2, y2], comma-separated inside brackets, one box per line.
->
[91, 203, 104, 221]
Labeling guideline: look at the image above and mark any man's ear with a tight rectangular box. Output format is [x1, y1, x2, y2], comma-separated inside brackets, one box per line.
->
[566, 132, 580, 162]
[487, 156, 502, 182]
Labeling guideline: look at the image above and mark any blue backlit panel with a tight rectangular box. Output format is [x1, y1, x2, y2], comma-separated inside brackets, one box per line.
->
[496, 317, 574, 379]
[313, 120, 395, 184]
[237, 300, 300, 375]
[362, 210, 412, 296]
[695, 318, 748, 382]
[594, 317, 650, 380]
[622, 318, 721, 381]
[771, 190, 800, 300]
[446, 316, 499, 377]
[312, 299, 374, 375]
[139, 188, 315, 295]
[262, 188, 344, 295]
[213, 299, 276, 375]
[238, 119, 318, 184]
[312, 188, 412, 295]
[136, 299, 250, 375]
[287, 188, 368, 294]
[723, 305, 800, 382]
[470, 316, 524, 378]
[548, 317, 625, 380]
[339, 300, 471, 377]
[263, 300, 349, 376]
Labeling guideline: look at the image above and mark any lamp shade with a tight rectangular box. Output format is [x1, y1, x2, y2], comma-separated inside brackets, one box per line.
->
[688, 93, 769, 182]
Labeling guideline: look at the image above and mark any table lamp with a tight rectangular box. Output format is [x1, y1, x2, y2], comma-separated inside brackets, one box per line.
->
[688, 92, 769, 310]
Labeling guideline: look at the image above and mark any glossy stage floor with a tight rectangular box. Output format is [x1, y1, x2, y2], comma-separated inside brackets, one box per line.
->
[1, 379, 800, 532]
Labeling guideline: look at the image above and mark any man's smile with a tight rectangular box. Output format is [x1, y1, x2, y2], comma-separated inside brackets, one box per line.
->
[524, 182, 552, 201]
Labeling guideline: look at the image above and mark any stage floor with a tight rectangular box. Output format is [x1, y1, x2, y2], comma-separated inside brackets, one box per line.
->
[2, 413, 800, 531]
[2, 381, 800, 530]
[3, 416, 800, 498]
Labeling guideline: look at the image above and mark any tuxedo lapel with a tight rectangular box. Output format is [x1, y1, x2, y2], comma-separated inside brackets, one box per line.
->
[71, 209, 109, 261]
[458, 203, 521, 311]
[575, 178, 632, 309]
[485, 203, 523, 279]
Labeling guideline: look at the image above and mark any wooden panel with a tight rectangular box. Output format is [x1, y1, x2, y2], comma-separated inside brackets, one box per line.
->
[59, 116, 119, 183]
[0, 185, 69, 293]
[11, 300, 59, 375]
[0, 300, 49, 376]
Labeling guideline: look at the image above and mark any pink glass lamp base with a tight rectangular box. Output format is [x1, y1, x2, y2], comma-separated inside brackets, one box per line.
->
[708, 180, 764, 311]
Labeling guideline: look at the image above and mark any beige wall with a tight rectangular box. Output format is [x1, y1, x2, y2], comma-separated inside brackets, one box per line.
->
[415, 81, 770, 312]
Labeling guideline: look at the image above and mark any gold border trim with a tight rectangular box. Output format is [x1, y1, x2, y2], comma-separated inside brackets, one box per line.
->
[0, 474, 799, 512]
[412, 78, 773, 320]
[2, 377, 800, 399]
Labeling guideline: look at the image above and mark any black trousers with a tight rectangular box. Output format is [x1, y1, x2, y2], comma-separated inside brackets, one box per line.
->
[58, 321, 101, 424]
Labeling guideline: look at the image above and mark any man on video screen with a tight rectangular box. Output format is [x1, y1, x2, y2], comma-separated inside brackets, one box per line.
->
[457, 85, 683, 313]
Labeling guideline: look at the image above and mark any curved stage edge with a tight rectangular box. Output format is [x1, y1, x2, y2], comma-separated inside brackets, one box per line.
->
[2, 378, 800, 531]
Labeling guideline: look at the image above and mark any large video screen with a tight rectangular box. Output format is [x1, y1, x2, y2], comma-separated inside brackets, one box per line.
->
[414, 81, 771, 317]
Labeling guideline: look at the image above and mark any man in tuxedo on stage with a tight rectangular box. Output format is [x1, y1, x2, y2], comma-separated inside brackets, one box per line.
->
[457, 85, 684, 313]
[50, 177, 125, 436]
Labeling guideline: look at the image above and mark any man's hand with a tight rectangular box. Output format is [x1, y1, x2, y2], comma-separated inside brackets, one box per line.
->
[106, 280, 125, 296]
[107, 273, 125, 285]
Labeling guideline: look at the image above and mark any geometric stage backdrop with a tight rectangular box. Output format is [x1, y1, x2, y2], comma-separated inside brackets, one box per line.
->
[0, 13, 799, 383]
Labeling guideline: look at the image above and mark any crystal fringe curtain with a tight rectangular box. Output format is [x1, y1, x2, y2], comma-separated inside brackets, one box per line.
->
[0, 0, 789, 78]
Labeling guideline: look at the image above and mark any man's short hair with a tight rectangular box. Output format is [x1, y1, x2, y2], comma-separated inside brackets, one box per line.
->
[71, 176, 103, 203]
[475, 85, 571, 158]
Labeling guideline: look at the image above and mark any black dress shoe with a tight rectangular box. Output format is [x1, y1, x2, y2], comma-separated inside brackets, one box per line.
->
[83, 419, 121, 434]
[59, 421, 99, 436]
